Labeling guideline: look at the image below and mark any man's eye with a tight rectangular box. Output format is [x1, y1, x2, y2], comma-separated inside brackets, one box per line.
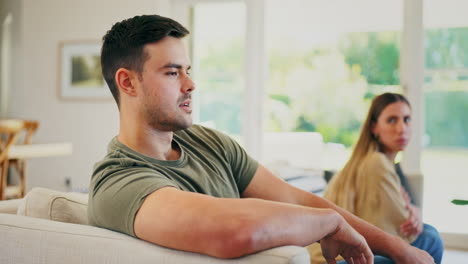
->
[167, 72, 179, 76]
[388, 117, 396, 124]
[404, 116, 411, 123]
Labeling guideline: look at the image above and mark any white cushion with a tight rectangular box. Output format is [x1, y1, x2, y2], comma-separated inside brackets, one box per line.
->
[0, 198, 22, 214]
[17, 187, 88, 224]
[0, 214, 310, 264]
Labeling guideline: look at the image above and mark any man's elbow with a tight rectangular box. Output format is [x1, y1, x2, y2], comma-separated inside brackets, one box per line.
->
[208, 221, 261, 259]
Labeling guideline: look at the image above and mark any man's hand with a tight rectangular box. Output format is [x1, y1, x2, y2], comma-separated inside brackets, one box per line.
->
[392, 244, 435, 264]
[320, 216, 373, 264]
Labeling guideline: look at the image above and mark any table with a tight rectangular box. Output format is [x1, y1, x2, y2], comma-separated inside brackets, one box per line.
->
[2, 142, 73, 199]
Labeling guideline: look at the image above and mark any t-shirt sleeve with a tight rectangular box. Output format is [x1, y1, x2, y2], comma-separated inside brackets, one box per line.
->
[210, 129, 259, 194]
[88, 166, 178, 237]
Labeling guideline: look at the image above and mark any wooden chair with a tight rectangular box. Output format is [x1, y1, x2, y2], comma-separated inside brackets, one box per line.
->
[0, 119, 39, 200]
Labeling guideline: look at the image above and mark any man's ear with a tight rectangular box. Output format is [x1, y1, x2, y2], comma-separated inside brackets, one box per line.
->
[115, 68, 137, 96]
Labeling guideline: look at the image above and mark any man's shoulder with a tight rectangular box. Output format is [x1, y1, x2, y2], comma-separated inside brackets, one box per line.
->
[96, 137, 132, 163]
[92, 137, 149, 180]
[176, 124, 217, 136]
[175, 124, 230, 143]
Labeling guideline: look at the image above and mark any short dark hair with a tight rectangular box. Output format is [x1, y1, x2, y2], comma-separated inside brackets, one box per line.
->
[101, 15, 189, 107]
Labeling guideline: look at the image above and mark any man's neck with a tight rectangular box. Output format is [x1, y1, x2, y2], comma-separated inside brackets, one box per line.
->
[118, 122, 181, 161]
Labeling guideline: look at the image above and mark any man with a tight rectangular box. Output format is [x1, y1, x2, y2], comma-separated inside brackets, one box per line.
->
[88, 14, 435, 264]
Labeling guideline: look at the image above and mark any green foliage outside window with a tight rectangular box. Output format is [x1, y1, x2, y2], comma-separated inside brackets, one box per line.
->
[265, 32, 401, 147]
[426, 28, 468, 70]
[198, 28, 468, 148]
[424, 27, 468, 148]
[198, 39, 244, 135]
[340, 32, 400, 86]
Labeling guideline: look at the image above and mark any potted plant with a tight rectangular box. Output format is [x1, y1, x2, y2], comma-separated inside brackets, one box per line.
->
[451, 199, 468, 205]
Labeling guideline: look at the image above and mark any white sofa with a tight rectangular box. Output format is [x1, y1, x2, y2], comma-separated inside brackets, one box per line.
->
[0, 187, 310, 264]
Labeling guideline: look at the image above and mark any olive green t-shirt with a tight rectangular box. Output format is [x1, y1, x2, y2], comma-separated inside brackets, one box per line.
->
[88, 125, 258, 237]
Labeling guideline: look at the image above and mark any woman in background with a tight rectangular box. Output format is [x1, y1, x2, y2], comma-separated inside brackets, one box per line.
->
[309, 93, 443, 264]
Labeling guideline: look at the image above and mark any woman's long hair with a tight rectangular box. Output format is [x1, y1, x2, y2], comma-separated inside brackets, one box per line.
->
[325, 92, 410, 211]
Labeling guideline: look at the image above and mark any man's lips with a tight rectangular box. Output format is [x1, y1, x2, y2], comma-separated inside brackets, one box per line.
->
[179, 100, 192, 112]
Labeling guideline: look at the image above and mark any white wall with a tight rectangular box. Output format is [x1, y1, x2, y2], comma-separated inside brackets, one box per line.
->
[0, 0, 22, 118]
[6, 0, 171, 191]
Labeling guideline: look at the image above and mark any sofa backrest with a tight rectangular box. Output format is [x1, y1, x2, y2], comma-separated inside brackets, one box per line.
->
[17, 187, 88, 224]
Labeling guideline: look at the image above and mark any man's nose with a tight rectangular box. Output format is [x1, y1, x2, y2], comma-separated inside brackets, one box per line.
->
[182, 74, 195, 93]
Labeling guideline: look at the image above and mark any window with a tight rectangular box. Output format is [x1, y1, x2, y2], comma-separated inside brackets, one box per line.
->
[262, 0, 403, 170]
[174, 0, 468, 246]
[1, 13, 13, 117]
[190, 1, 246, 142]
[422, 0, 468, 235]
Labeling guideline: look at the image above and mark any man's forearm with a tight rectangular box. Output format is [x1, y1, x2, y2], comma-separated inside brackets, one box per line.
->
[241, 164, 433, 263]
[306, 196, 435, 264]
[245, 199, 345, 253]
[136, 187, 344, 259]
[241, 164, 405, 258]
[303, 192, 405, 258]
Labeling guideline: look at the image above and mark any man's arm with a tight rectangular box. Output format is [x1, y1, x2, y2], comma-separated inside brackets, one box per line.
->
[134, 186, 372, 262]
[242, 165, 435, 264]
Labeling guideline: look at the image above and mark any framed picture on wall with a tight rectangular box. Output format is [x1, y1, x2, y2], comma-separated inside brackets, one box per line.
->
[58, 40, 110, 100]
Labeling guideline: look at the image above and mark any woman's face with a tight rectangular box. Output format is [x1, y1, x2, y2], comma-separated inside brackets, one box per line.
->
[372, 101, 412, 156]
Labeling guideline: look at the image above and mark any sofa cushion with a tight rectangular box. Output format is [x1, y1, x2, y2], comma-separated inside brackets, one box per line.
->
[0, 198, 22, 214]
[0, 213, 310, 264]
[17, 187, 88, 224]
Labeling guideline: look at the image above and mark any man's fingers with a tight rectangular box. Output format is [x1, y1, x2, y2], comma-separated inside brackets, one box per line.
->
[353, 253, 366, 264]
[354, 254, 363, 264]
[364, 245, 373, 264]
[344, 256, 354, 264]
[352, 256, 362, 264]
[344, 247, 372, 264]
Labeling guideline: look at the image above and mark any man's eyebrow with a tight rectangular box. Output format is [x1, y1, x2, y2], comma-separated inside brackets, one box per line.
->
[160, 63, 191, 70]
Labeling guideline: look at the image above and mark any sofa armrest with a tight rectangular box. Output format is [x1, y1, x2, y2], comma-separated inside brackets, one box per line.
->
[406, 173, 424, 208]
[0, 199, 22, 214]
[0, 213, 310, 264]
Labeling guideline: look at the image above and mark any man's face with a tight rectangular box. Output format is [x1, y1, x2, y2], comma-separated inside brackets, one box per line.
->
[137, 37, 195, 131]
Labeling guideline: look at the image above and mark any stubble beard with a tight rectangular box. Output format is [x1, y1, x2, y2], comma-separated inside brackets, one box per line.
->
[144, 103, 192, 132]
